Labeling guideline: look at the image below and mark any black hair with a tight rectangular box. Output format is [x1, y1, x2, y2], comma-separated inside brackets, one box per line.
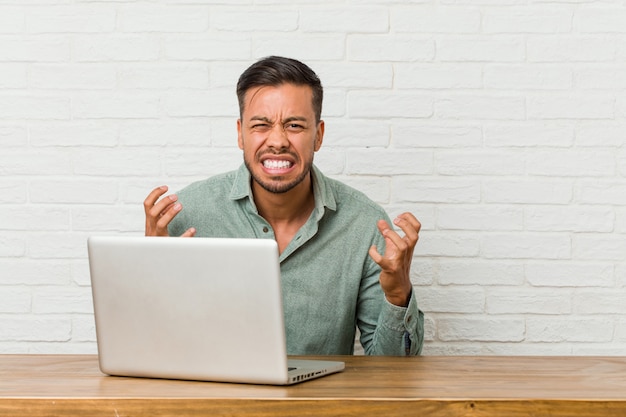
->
[236, 56, 323, 123]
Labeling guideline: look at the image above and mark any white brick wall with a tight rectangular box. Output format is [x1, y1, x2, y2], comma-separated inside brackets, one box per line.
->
[1, 0, 625, 356]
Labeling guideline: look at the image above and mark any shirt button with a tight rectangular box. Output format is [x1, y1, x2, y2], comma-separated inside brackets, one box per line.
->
[262, 227, 269, 233]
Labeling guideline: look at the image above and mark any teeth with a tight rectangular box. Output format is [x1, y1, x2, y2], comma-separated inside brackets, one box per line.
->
[263, 160, 291, 169]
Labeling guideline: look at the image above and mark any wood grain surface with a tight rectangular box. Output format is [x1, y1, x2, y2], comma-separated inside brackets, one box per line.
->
[1, 354, 625, 416]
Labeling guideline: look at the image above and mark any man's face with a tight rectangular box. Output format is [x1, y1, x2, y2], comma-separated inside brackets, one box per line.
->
[237, 83, 324, 194]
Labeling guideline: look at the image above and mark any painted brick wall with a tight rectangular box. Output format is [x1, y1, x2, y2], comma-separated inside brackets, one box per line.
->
[1, 0, 626, 355]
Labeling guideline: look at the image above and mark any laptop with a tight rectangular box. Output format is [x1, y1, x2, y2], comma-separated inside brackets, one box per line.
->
[87, 235, 344, 385]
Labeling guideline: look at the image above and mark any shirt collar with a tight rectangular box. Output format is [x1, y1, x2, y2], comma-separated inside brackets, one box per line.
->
[229, 163, 337, 213]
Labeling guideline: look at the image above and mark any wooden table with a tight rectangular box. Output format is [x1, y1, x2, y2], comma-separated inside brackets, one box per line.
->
[1, 354, 626, 416]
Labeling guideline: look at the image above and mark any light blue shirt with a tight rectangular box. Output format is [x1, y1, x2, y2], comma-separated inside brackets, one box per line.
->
[169, 164, 424, 355]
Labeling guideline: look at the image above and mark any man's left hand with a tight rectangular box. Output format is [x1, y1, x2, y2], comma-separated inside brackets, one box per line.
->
[368, 212, 421, 307]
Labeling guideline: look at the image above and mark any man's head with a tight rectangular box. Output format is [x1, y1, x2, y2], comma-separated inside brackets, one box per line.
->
[236, 56, 323, 124]
[236, 57, 325, 195]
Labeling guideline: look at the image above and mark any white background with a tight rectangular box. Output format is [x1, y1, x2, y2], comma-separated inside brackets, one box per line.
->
[1, 0, 626, 355]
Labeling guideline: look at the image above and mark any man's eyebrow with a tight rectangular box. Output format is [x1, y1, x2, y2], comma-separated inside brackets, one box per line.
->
[249, 116, 310, 124]
[250, 116, 272, 123]
[283, 116, 309, 123]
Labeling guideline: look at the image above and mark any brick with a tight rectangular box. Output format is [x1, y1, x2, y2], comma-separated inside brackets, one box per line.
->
[72, 94, 161, 119]
[437, 205, 523, 231]
[71, 206, 144, 233]
[26, 5, 115, 33]
[164, 148, 242, 177]
[27, 232, 89, 259]
[72, 149, 162, 176]
[0, 95, 70, 120]
[392, 6, 481, 33]
[0, 36, 70, 62]
[71, 316, 96, 342]
[337, 176, 390, 205]
[0, 260, 72, 285]
[577, 7, 626, 33]
[526, 262, 613, 287]
[576, 67, 626, 90]
[437, 260, 524, 286]
[119, 120, 211, 147]
[316, 63, 392, 89]
[0, 63, 27, 88]
[419, 287, 485, 313]
[392, 123, 483, 148]
[526, 318, 613, 342]
[314, 149, 345, 176]
[482, 233, 571, 259]
[164, 36, 251, 61]
[0, 125, 27, 146]
[438, 318, 525, 342]
[30, 122, 118, 147]
[573, 234, 626, 261]
[483, 179, 573, 204]
[485, 123, 574, 147]
[528, 95, 614, 120]
[0, 287, 31, 313]
[163, 89, 238, 118]
[0, 206, 69, 231]
[255, 35, 346, 60]
[118, 64, 209, 90]
[322, 118, 390, 148]
[437, 36, 525, 62]
[483, 8, 572, 33]
[29, 179, 118, 204]
[435, 95, 526, 120]
[413, 232, 481, 257]
[0, 7, 24, 33]
[436, 150, 525, 175]
[573, 290, 626, 314]
[301, 6, 388, 33]
[348, 91, 433, 118]
[0, 235, 25, 257]
[394, 178, 480, 204]
[484, 64, 572, 90]
[211, 9, 298, 32]
[0, 180, 27, 203]
[487, 289, 572, 314]
[74, 35, 160, 62]
[395, 64, 483, 89]
[0, 150, 72, 175]
[119, 5, 209, 32]
[0, 317, 71, 342]
[525, 206, 614, 232]
[30, 64, 116, 90]
[345, 149, 433, 175]
[577, 125, 626, 147]
[577, 180, 626, 205]
[32, 287, 94, 314]
[526, 150, 614, 177]
[349, 35, 435, 62]
[528, 36, 615, 62]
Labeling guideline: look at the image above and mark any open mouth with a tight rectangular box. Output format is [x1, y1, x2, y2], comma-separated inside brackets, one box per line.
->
[263, 159, 293, 170]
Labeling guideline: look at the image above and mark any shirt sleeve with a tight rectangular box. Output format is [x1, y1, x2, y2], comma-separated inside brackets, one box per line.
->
[357, 254, 425, 356]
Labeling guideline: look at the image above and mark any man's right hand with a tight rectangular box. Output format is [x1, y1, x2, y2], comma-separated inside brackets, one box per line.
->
[143, 185, 196, 237]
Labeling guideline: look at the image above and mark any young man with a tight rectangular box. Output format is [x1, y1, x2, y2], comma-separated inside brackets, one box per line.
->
[144, 56, 424, 355]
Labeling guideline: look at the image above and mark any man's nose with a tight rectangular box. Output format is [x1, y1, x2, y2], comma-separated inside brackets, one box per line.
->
[265, 124, 289, 149]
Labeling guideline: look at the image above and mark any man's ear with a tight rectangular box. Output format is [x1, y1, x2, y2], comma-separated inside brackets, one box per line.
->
[237, 119, 244, 150]
[314, 120, 325, 152]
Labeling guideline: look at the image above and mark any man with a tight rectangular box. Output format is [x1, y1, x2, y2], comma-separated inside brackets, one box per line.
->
[144, 56, 424, 355]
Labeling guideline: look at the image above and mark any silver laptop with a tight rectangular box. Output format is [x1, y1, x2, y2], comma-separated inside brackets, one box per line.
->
[87, 235, 344, 385]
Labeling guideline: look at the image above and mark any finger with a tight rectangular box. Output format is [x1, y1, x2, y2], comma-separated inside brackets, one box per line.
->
[368, 245, 383, 265]
[143, 186, 169, 214]
[154, 201, 183, 233]
[180, 227, 196, 238]
[393, 213, 421, 243]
